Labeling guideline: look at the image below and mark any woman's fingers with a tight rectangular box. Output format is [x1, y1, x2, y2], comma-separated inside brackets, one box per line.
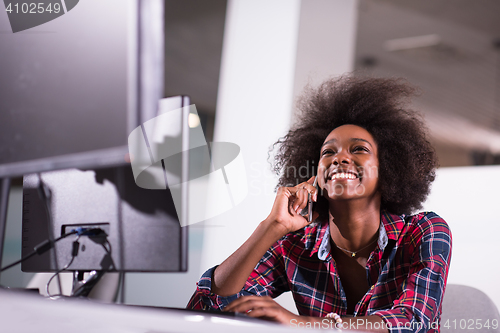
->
[306, 175, 316, 185]
[224, 296, 275, 312]
[223, 296, 295, 324]
[243, 307, 281, 321]
[300, 178, 318, 200]
[223, 295, 268, 312]
[292, 182, 318, 213]
[293, 188, 307, 214]
[268, 178, 320, 233]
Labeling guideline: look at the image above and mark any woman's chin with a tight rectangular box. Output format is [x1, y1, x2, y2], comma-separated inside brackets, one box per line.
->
[323, 182, 367, 200]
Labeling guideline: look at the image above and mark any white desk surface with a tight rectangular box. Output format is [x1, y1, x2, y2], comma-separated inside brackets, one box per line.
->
[0, 288, 359, 333]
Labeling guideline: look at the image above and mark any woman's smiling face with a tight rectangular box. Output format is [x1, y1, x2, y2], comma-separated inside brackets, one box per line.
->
[317, 124, 380, 202]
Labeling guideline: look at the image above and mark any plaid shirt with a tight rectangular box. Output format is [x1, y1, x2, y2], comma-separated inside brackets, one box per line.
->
[187, 211, 452, 333]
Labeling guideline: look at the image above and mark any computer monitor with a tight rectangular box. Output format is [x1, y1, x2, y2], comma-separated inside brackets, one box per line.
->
[0, 0, 190, 274]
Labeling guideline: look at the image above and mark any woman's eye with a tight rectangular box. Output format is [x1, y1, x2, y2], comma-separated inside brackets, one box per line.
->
[353, 146, 369, 153]
[321, 149, 334, 156]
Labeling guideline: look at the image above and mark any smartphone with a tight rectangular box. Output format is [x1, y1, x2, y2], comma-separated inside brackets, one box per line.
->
[308, 176, 318, 222]
[300, 176, 318, 222]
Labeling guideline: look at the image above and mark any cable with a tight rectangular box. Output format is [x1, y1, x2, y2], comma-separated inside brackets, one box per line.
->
[70, 237, 113, 297]
[100, 238, 121, 303]
[36, 173, 63, 296]
[46, 235, 80, 297]
[71, 270, 105, 297]
[116, 166, 126, 304]
[0, 230, 78, 272]
[103, 239, 117, 270]
[1, 224, 108, 299]
[0, 228, 103, 272]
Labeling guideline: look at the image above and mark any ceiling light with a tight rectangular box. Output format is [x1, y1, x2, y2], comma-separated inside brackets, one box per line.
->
[384, 34, 441, 52]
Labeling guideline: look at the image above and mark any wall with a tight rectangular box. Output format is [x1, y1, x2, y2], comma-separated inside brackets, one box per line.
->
[421, 165, 500, 310]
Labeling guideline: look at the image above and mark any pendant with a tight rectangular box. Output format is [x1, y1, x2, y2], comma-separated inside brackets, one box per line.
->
[351, 252, 356, 257]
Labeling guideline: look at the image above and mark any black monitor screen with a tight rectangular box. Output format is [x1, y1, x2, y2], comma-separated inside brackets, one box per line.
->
[0, 0, 163, 177]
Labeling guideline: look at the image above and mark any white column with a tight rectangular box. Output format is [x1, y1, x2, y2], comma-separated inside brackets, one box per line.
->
[292, 0, 359, 111]
[200, 0, 302, 267]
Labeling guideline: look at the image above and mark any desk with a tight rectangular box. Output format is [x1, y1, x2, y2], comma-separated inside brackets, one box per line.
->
[0, 288, 332, 333]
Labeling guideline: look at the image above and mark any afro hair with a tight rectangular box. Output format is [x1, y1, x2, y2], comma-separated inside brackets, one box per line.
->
[271, 75, 437, 216]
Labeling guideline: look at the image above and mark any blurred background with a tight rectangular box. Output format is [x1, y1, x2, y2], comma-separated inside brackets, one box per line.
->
[162, 0, 500, 168]
[356, 0, 500, 167]
[2, 0, 499, 314]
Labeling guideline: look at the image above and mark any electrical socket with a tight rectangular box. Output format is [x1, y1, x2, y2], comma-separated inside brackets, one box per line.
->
[61, 222, 110, 237]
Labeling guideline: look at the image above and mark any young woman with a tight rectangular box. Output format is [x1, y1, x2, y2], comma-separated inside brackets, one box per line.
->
[187, 76, 452, 333]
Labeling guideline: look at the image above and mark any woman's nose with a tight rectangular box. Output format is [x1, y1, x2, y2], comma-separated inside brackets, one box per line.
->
[333, 152, 350, 165]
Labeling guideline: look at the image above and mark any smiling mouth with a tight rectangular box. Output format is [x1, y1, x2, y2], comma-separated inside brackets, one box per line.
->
[328, 171, 359, 181]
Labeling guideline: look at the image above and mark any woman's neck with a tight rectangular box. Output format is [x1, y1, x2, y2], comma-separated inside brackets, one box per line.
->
[328, 197, 381, 251]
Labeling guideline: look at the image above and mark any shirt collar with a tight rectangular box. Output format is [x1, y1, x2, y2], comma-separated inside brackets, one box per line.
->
[314, 210, 405, 261]
[317, 224, 331, 261]
[380, 210, 405, 241]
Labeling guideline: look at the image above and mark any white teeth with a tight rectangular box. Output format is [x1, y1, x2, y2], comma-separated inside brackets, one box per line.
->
[331, 172, 357, 180]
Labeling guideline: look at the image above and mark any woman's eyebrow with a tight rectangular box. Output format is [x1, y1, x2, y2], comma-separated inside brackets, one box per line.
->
[321, 139, 336, 148]
[350, 138, 373, 147]
[321, 138, 373, 148]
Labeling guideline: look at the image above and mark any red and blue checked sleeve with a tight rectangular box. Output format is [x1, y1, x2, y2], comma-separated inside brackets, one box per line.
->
[186, 240, 290, 311]
[372, 213, 452, 333]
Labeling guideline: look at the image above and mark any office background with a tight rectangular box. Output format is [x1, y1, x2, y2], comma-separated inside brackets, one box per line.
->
[1, 0, 499, 312]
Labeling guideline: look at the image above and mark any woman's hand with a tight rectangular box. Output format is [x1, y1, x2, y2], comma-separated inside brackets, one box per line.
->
[265, 176, 319, 235]
[222, 295, 299, 324]
[211, 177, 319, 297]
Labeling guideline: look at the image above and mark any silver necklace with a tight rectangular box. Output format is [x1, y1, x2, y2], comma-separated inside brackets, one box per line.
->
[334, 237, 378, 258]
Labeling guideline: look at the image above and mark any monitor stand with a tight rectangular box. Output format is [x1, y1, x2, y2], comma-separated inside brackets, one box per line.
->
[72, 270, 106, 297]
